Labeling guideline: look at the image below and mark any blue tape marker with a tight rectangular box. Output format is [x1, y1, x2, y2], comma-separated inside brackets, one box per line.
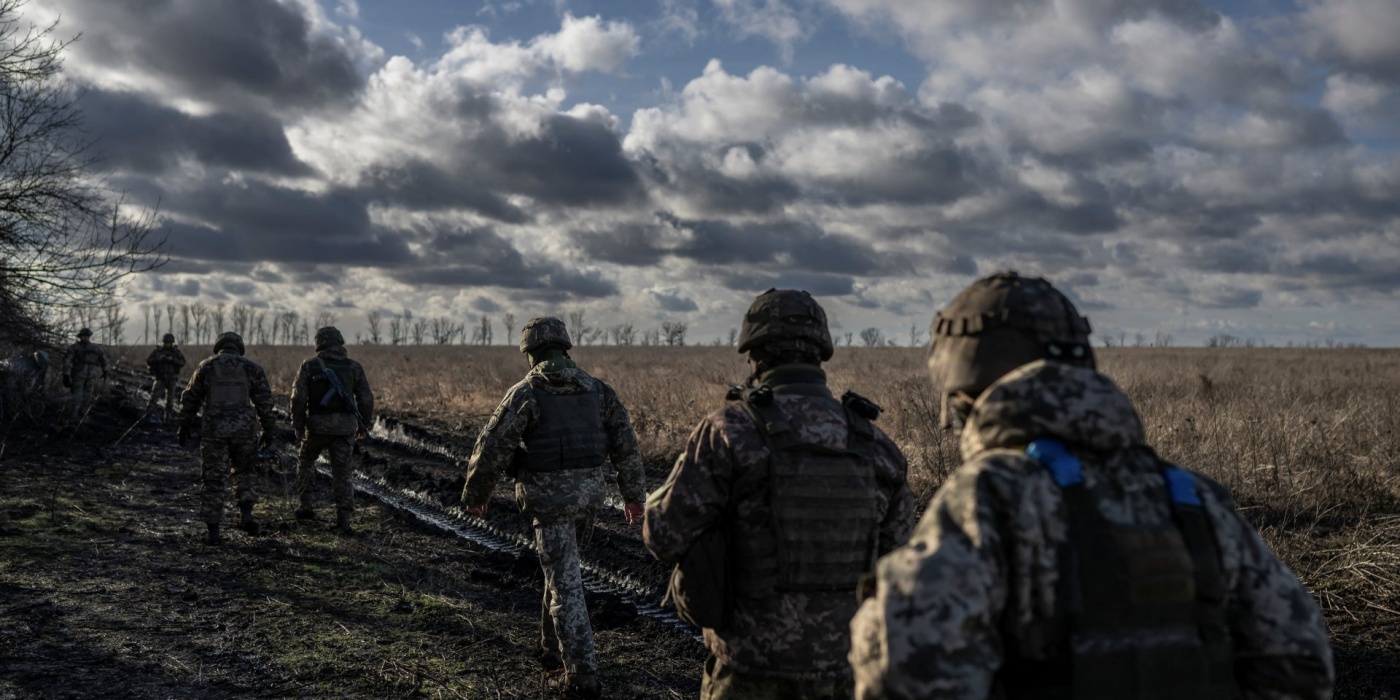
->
[1027, 439, 1083, 488]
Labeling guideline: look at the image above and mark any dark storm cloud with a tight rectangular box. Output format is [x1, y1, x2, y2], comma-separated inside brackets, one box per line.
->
[634, 150, 803, 215]
[166, 221, 412, 267]
[1191, 287, 1263, 309]
[1181, 240, 1275, 274]
[61, 0, 364, 111]
[357, 159, 530, 224]
[462, 114, 644, 207]
[712, 269, 856, 296]
[650, 289, 699, 312]
[383, 226, 618, 299]
[81, 90, 311, 176]
[471, 296, 502, 313]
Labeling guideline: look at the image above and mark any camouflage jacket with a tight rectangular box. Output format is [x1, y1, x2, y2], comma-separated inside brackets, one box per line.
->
[62, 341, 106, 376]
[462, 357, 647, 523]
[290, 346, 375, 436]
[179, 350, 277, 439]
[645, 366, 916, 680]
[145, 346, 187, 379]
[849, 362, 1334, 699]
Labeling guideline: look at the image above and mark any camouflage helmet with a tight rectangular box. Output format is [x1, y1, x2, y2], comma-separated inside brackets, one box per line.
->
[213, 331, 245, 356]
[77, 327, 92, 337]
[736, 289, 834, 362]
[518, 316, 572, 353]
[162, 333, 176, 343]
[314, 326, 345, 351]
[928, 271, 1094, 428]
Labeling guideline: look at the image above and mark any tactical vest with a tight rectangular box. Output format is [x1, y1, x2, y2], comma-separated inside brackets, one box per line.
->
[309, 357, 356, 415]
[1000, 439, 1236, 700]
[520, 388, 609, 472]
[208, 357, 250, 408]
[732, 384, 880, 596]
[72, 344, 104, 367]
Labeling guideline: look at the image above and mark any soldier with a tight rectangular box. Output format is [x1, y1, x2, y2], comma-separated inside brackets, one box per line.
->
[145, 333, 187, 423]
[848, 271, 1334, 699]
[178, 331, 277, 546]
[461, 316, 647, 700]
[61, 328, 107, 421]
[290, 326, 374, 534]
[2, 349, 49, 424]
[644, 289, 915, 699]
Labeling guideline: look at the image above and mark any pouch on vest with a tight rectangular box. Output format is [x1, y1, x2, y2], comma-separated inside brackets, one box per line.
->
[209, 359, 250, 408]
[664, 525, 730, 630]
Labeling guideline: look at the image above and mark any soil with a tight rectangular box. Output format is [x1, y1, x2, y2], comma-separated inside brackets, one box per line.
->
[1, 371, 1395, 699]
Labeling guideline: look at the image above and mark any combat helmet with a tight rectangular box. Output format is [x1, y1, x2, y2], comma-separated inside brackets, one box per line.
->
[213, 331, 245, 356]
[77, 328, 92, 338]
[518, 316, 572, 353]
[314, 326, 345, 351]
[736, 289, 834, 362]
[162, 333, 176, 344]
[928, 271, 1093, 428]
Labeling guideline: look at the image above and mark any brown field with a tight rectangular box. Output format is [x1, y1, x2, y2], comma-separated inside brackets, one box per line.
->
[133, 343, 1400, 688]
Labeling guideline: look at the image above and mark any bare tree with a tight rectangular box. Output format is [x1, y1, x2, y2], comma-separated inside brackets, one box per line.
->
[230, 304, 251, 337]
[210, 302, 225, 338]
[189, 303, 207, 343]
[503, 312, 516, 339]
[475, 315, 492, 345]
[102, 303, 125, 345]
[859, 328, 885, 347]
[252, 310, 268, 346]
[411, 318, 428, 345]
[165, 305, 177, 342]
[389, 315, 404, 345]
[312, 311, 337, 331]
[727, 328, 738, 346]
[141, 304, 152, 344]
[365, 310, 383, 344]
[909, 324, 926, 348]
[661, 321, 688, 346]
[611, 323, 635, 346]
[179, 304, 191, 343]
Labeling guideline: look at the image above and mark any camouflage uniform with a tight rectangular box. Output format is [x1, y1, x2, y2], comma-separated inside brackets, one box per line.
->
[145, 337, 187, 420]
[180, 334, 277, 529]
[462, 321, 647, 692]
[62, 331, 107, 420]
[290, 328, 374, 528]
[848, 362, 1335, 699]
[646, 366, 915, 697]
[2, 351, 49, 424]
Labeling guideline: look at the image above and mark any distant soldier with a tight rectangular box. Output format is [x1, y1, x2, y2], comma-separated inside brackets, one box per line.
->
[290, 326, 374, 535]
[644, 289, 915, 699]
[2, 349, 50, 424]
[849, 271, 1334, 699]
[61, 328, 107, 421]
[462, 316, 647, 700]
[145, 333, 187, 423]
[178, 332, 277, 545]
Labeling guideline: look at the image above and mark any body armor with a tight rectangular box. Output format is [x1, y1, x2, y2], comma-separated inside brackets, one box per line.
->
[1001, 439, 1236, 700]
[71, 343, 104, 368]
[732, 385, 879, 596]
[209, 357, 250, 408]
[520, 389, 609, 473]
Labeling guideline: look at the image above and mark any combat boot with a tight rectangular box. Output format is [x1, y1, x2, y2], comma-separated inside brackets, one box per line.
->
[237, 502, 260, 535]
[335, 509, 354, 536]
[206, 523, 221, 546]
[563, 672, 600, 700]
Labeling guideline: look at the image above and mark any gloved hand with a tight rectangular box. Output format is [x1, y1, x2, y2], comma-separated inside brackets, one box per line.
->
[623, 502, 644, 525]
[465, 503, 489, 518]
[62, 375, 72, 389]
[258, 431, 274, 450]
[177, 424, 192, 448]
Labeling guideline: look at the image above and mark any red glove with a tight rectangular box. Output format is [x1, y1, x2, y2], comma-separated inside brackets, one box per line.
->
[623, 502, 644, 525]
[465, 503, 489, 518]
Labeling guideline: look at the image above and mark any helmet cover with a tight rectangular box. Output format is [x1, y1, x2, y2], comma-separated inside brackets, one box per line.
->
[518, 316, 572, 353]
[736, 288, 834, 362]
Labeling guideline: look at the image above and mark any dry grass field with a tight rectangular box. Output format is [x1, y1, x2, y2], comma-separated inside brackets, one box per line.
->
[228, 343, 1398, 686]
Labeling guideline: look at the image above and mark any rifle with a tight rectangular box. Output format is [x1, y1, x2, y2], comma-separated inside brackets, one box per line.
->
[316, 358, 371, 437]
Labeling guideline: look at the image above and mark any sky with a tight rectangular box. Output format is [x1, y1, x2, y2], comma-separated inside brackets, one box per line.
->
[28, 0, 1400, 346]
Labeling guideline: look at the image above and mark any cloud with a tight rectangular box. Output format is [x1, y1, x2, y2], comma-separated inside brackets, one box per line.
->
[531, 13, 640, 74]
[713, 0, 813, 61]
[649, 288, 699, 312]
[1301, 0, 1400, 83]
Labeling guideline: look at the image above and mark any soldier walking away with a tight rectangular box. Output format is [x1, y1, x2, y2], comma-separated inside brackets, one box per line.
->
[290, 326, 374, 535]
[62, 328, 107, 422]
[145, 333, 186, 423]
[461, 316, 648, 700]
[644, 289, 915, 700]
[178, 332, 277, 546]
[848, 271, 1334, 699]
[2, 349, 49, 425]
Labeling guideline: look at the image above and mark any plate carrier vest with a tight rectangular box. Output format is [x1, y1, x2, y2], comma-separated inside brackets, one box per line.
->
[731, 383, 881, 596]
[208, 357, 250, 408]
[520, 387, 609, 473]
[999, 439, 1237, 700]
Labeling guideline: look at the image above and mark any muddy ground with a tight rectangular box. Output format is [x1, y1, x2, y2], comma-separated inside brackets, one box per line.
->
[1, 375, 1396, 699]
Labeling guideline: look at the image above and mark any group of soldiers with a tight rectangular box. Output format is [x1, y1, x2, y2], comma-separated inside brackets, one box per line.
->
[2, 271, 1336, 700]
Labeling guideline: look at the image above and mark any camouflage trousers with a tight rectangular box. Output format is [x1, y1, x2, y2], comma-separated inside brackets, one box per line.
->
[536, 514, 597, 676]
[295, 433, 356, 512]
[147, 375, 180, 417]
[199, 435, 260, 524]
[68, 366, 102, 420]
[702, 657, 853, 700]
